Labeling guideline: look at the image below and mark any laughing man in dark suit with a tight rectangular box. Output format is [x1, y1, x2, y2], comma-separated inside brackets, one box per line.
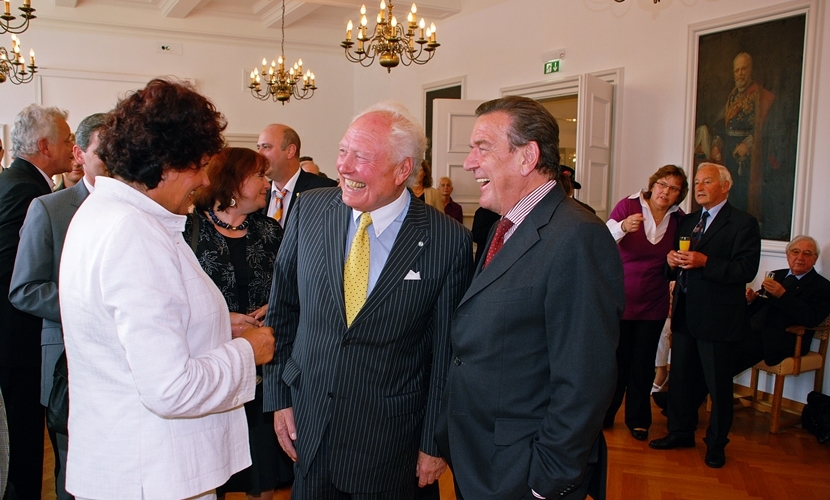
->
[262, 101, 473, 499]
[437, 96, 624, 500]
[650, 163, 761, 469]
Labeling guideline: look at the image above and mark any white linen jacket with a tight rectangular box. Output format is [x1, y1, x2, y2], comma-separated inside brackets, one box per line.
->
[59, 177, 256, 500]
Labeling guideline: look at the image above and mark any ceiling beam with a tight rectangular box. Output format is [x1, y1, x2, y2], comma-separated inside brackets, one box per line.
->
[53, 0, 79, 7]
[160, 0, 206, 19]
[254, 0, 324, 29]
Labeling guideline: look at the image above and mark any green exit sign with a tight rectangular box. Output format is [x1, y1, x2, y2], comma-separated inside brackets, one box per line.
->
[544, 59, 560, 74]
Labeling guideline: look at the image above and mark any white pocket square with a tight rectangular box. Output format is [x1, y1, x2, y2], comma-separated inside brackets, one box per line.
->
[404, 270, 421, 281]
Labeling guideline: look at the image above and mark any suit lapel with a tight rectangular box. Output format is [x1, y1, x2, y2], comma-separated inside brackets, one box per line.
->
[324, 195, 351, 326]
[349, 195, 429, 329]
[459, 185, 565, 308]
[696, 202, 732, 250]
[71, 181, 90, 207]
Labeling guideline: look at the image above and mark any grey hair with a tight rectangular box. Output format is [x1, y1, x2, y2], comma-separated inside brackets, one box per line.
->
[10, 104, 69, 157]
[786, 235, 820, 257]
[75, 113, 107, 152]
[697, 162, 732, 186]
[352, 100, 427, 184]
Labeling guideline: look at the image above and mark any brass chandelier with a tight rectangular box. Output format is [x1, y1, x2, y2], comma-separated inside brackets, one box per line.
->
[249, 0, 316, 104]
[341, 1, 439, 73]
[0, 33, 36, 84]
[2, 0, 36, 35]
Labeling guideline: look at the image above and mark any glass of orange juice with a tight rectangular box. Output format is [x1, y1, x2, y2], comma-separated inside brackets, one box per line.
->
[678, 236, 691, 252]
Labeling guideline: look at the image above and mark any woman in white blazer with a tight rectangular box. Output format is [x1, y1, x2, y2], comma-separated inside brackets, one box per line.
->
[59, 79, 275, 500]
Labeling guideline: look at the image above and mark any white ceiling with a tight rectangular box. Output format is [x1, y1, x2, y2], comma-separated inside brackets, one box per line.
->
[27, 0, 496, 50]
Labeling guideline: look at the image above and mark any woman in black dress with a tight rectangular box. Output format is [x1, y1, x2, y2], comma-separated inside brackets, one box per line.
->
[185, 147, 290, 500]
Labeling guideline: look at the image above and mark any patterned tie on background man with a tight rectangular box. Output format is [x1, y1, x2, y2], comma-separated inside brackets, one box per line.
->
[483, 218, 514, 269]
[272, 188, 288, 226]
[678, 210, 709, 292]
[344, 213, 372, 326]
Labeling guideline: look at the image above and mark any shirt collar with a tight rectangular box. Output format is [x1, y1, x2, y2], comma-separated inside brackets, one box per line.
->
[351, 188, 410, 237]
[503, 180, 557, 227]
[95, 176, 186, 232]
[703, 198, 728, 220]
[83, 176, 95, 194]
[273, 167, 301, 195]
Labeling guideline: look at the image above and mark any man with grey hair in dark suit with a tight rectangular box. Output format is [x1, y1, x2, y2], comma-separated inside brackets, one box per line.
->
[263, 101, 473, 499]
[436, 96, 624, 500]
[0, 104, 74, 500]
[9, 113, 107, 500]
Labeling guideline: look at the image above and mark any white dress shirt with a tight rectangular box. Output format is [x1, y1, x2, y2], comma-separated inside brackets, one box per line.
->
[60, 176, 256, 500]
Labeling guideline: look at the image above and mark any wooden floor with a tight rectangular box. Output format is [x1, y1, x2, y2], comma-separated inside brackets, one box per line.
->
[42, 403, 830, 500]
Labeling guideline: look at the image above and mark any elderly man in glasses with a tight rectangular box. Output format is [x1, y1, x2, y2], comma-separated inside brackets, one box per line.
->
[733, 235, 830, 373]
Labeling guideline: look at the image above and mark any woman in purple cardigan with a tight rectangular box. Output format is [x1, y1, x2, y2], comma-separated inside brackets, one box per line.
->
[603, 164, 688, 441]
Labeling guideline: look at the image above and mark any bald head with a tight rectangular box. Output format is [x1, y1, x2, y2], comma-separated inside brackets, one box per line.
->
[257, 124, 301, 186]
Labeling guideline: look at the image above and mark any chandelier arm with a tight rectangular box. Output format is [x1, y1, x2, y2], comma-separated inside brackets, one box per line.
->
[0, 6, 37, 35]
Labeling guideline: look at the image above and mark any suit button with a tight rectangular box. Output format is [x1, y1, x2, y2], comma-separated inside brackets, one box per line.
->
[453, 357, 461, 366]
[342, 339, 351, 347]
[327, 392, 334, 399]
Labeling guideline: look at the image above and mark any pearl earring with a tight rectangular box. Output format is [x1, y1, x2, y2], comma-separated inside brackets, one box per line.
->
[229, 198, 237, 207]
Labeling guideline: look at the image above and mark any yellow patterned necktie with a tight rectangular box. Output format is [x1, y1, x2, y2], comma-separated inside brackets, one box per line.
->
[344, 212, 372, 326]
[272, 188, 288, 225]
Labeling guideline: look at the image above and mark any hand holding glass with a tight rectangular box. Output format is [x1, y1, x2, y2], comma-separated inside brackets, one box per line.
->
[678, 236, 691, 252]
[759, 271, 776, 298]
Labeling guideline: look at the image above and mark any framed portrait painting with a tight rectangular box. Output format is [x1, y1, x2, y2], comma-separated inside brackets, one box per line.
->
[683, 1, 822, 245]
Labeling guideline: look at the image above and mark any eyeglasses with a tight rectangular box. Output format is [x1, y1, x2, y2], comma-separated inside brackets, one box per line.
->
[654, 181, 680, 193]
[788, 249, 816, 258]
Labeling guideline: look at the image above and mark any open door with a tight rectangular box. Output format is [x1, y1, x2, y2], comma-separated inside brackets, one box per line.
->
[432, 99, 483, 227]
[576, 74, 614, 220]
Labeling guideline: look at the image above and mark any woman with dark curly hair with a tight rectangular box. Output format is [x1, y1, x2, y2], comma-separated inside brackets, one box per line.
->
[603, 164, 688, 441]
[59, 79, 275, 500]
[185, 147, 291, 500]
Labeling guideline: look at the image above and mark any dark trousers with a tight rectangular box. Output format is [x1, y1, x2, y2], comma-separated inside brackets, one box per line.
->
[604, 319, 664, 430]
[291, 430, 439, 500]
[47, 429, 73, 500]
[667, 298, 735, 449]
[0, 367, 43, 500]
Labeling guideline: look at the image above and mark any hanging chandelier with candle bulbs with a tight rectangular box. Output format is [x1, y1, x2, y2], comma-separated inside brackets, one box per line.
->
[2, 0, 36, 35]
[341, 1, 439, 73]
[0, 33, 36, 84]
[249, 0, 316, 104]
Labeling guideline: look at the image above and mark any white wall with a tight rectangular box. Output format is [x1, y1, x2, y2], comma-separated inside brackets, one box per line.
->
[2, 0, 828, 401]
[0, 24, 355, 177]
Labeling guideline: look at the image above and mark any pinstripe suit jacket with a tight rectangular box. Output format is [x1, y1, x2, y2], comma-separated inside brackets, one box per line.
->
[263, 187, 473, 493]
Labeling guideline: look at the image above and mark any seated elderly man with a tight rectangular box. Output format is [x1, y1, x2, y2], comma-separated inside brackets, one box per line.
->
[733, 235, 830, 374]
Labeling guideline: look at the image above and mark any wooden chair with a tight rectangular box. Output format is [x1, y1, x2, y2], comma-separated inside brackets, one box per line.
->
[745, 315, 830, 433]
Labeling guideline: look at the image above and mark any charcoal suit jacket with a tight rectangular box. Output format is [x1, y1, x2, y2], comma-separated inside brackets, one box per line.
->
[10, 181, 90, 404]
[667, 201, 761, 341]
[262, 187, 473, 493]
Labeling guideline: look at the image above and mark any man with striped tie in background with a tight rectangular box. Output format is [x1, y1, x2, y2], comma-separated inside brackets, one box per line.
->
[262, 101, 473, 499]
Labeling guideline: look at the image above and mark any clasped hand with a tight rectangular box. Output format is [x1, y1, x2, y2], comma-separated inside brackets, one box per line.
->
[667, 249, 707, 269]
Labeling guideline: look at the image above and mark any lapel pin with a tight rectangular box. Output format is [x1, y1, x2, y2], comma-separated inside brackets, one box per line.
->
[418, 241, 424, 247]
